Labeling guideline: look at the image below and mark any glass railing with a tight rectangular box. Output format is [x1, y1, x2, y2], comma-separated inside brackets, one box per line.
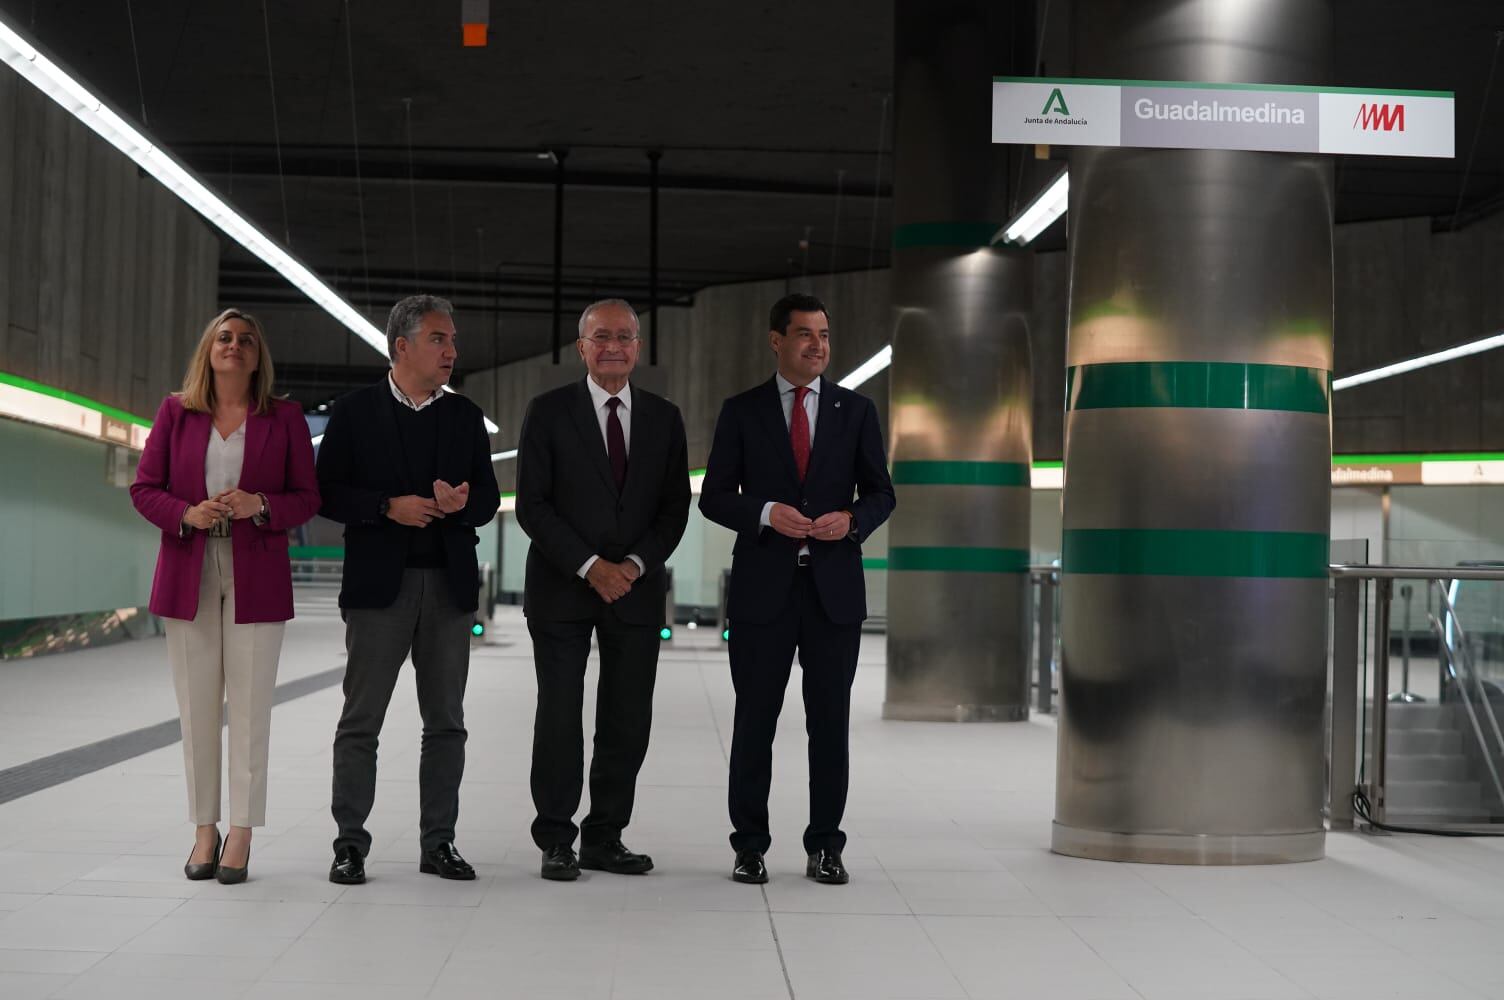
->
[1331, 564, 1504, 832]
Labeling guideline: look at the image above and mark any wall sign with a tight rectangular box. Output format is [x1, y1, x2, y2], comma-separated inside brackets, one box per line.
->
[993, 77, 1454, 158]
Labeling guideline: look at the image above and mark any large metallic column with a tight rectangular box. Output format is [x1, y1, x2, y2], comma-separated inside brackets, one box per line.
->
[1053, 0, 1334, 863]
[884, 1, 1034, 722]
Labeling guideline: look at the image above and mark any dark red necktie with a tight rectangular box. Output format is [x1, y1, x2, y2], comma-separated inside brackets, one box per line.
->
[790, 386, 811, 481]
[605, 396, 627, 490]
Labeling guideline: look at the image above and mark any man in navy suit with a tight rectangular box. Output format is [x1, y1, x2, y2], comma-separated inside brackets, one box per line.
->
[700, 293, 896, 885]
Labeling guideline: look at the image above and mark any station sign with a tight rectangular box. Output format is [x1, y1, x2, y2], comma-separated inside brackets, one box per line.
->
[993, 77, 1454, 158]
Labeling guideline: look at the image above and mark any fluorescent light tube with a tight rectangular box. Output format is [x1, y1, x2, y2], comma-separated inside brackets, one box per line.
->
[995, 170, 1069, 247]
[1333, 330, 1504, 391]
[838, 345, 893, 391]
[0, 18, 506, 430]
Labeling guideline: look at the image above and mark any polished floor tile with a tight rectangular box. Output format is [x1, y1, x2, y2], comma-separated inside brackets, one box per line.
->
[0, 601, 1501, 998]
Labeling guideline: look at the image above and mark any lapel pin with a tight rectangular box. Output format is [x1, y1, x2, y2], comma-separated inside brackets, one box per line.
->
[834, 401, 841, 408]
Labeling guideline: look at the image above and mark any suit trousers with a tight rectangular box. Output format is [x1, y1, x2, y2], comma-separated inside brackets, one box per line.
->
[528, 608, 660, 850]
[332, 568, 471, 855]
[728, 566, 862, 855]
[164, 537, 285, 828]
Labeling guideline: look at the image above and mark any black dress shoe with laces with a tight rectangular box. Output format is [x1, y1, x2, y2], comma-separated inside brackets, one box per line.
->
[579, 840, 654, 875]
[329, 845, 366, 885]
[540, 844, 580, 881]
[732, 849, 768, 884]
[805, 848, 849, 885]
[419, 842, 476, 880]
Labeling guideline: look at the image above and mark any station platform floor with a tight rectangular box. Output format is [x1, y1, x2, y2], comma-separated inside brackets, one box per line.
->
[1, 596, 1503, 1000]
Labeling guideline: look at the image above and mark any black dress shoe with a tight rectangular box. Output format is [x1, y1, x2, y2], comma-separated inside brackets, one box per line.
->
[732, 849, 768, 884]
[541, 844, 580, 881]
[805, 848, 849, 885]
[419, 842, 476, 880]
[183, 830, 221, 881]
[216, 842, 250, 885]
[579, 840, 654, 875]
[329, 845, 366, 885]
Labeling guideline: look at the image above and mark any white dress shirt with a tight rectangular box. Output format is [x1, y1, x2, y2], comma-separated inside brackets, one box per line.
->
[760, 374, 821, 556]
[577, 378, 645, 580]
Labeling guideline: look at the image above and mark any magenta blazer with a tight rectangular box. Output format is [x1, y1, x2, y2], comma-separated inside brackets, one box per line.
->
[130, 395, 321, 624]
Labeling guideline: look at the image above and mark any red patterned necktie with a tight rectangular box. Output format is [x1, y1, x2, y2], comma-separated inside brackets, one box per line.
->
[790, 386, 811, 481]
[605, 397, 627, 490]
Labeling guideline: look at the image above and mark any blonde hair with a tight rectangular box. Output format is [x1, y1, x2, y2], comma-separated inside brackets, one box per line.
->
[178, 308, 276, 414]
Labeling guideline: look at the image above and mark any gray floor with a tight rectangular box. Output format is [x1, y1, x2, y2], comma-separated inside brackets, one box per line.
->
[1, 596, 1503, 999]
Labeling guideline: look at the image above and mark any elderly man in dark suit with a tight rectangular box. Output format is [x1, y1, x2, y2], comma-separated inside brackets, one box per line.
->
[516, 298, 690, 881]
[700, 292, 896, 886]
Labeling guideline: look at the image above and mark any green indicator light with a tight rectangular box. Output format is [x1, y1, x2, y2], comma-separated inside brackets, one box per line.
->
[722, 629, 730, 642]
[471, 623, 484, 637]
[659, 627, 673, 641]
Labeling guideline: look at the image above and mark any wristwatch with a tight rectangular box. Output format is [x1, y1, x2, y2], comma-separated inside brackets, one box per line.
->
[252, 492, 269, 526]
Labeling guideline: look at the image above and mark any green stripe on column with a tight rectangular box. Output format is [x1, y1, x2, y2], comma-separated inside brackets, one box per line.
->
[1066, 362, 1329, 413]
[892, 222, 1000, 249]
[1062, 529, 1328, 578]
[891, 461, 1030, 486]
[289, 546, 345, 559]
[889, 547, 1030, 573]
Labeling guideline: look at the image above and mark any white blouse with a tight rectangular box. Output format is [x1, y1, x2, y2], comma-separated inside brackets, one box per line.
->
[205, 421, 246, 498]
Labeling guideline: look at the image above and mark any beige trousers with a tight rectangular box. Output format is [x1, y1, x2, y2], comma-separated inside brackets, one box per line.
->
[164, 537, 285, 827]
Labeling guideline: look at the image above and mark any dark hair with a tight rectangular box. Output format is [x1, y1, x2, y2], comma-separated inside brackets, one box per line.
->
[386, 294, 453, 361]
[769, 293, 829, 335]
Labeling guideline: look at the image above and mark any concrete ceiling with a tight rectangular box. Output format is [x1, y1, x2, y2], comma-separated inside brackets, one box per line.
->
[3, 0, 1502, 405]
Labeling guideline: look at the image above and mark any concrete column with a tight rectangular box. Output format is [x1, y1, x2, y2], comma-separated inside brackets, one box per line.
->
[1052, 0, 1334, 863]
[883, 0, 1035, 722]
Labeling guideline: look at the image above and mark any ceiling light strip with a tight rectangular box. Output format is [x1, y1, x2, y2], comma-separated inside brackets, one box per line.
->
[0, 18, 499, 434]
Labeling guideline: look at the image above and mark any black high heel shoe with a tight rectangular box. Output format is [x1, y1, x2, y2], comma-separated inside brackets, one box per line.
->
[216, 837, 250, 885]
[184, 830, 221, 881]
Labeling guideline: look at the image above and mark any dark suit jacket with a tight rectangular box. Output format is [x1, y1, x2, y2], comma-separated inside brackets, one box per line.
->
[700, 376, 895, 626]
[315, 380, 500, 612]
[516, 378, 690, 626]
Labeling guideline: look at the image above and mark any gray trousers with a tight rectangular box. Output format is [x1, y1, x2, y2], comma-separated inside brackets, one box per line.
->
[331, 568, 471, 855]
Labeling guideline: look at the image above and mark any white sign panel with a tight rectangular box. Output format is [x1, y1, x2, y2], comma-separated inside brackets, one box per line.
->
[993, 78, 1454, 159]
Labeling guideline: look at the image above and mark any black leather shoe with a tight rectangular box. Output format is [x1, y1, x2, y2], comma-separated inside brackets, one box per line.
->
[732, 849, 768, 884]
[579, 840, 654, 875]
[805, 848, 849, 885]
[183, 830, 221, 881]
[541, 844, 580, 881]
[329, 845, 366, 885]
[216, 842, 250, 885]
[419, 842, 476, 880]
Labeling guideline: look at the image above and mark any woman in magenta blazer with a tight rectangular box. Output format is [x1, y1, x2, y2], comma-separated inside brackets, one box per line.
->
[131, 308, 319, 884]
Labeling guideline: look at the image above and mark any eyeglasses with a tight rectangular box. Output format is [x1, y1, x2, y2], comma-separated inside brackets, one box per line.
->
[583, 333, 640, 348]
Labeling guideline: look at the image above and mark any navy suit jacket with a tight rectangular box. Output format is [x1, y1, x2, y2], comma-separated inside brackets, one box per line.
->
[700, 376, 895, 626]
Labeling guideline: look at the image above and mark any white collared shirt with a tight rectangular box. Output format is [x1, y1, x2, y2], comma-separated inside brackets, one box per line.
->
[761, 375, 822, 554]
[585, 376, 631, 455]
[389, 370, 443, 411]
[577, 377, 644, 581]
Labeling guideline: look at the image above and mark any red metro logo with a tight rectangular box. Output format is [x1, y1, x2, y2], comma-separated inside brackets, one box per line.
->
[1353, 103, 1405, 131]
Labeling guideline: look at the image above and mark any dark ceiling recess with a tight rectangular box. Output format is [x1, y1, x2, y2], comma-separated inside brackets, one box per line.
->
[2, 0, 1500, 408]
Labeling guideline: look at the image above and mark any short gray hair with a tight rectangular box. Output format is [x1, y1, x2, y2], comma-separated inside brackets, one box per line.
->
[386, 294, 454, 361]
[577, 298, 640, 339]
